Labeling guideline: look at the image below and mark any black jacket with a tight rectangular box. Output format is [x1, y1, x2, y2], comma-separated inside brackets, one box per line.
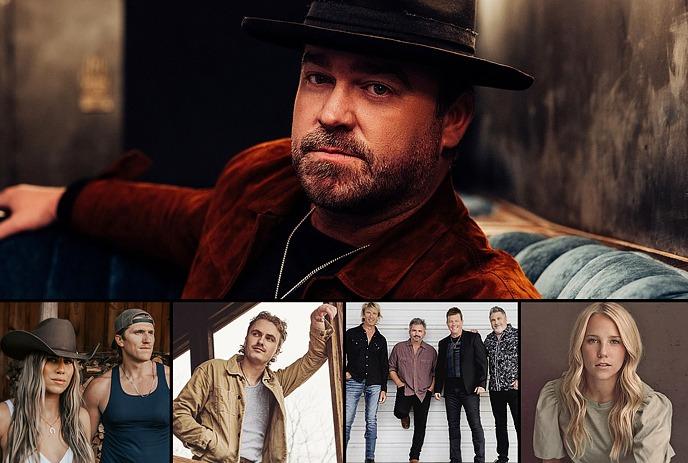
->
[345, 324, 389, 392]
[434, 330, 487, 394]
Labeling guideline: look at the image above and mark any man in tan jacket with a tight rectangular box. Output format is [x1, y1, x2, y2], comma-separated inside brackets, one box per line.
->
[173, 304, 336, 462]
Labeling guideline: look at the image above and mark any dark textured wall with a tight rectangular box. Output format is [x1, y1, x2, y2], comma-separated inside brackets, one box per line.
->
[521, 301, 688, 462]
[461, 0, 688, 256]
[124, 2, 303, 187]
[0, 0, 123, 187]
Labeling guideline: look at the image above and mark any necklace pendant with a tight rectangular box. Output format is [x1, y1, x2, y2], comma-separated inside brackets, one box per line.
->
[49, 426, 56, 435]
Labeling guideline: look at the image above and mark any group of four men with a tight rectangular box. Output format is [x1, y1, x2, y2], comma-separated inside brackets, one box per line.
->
[345, 303, 519, 463]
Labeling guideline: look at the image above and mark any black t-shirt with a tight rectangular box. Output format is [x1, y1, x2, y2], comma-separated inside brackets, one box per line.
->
[225, 209, 357, 299]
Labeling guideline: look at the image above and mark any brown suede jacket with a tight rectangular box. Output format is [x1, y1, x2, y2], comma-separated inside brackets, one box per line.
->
[69, 138, 540, 299]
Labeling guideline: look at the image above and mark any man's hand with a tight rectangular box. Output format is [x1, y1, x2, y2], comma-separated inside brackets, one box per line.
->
[434, 393, 441, 401]
[0, 184, 65, 240]
[345, 371, 352, 380]
[474, 386, 485, 394]
[511, 379, 519, 390]
[310, 303, 337, 331]
[379, 391, 386, 404]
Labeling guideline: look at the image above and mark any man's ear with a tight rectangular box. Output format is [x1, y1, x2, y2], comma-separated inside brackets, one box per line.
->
[440, 92, 475, 152]
[114, 334, 124, 348]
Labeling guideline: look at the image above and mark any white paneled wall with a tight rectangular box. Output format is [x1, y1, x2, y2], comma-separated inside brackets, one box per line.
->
[346, 302, 519, 463]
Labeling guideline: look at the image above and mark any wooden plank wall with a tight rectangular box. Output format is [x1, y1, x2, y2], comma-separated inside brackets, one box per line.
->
[0, 302, 169, 400]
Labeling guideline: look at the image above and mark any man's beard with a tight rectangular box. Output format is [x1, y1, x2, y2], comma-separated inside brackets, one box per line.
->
[291, 121, 444, 214]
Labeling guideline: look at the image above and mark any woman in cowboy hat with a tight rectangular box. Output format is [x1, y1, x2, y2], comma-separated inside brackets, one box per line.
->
[0, 318, 97, 463]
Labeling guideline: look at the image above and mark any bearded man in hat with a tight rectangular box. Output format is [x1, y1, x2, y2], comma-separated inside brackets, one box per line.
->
[83, 309, 170, 463]
[173, 303, 336, 463]
[0, 1, 539, 300]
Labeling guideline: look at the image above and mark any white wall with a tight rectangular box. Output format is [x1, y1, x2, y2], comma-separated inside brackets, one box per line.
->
[346, 302, 519, 463]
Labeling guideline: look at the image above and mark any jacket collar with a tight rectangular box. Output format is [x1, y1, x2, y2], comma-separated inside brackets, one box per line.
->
[226, 354, 276, 384]
[244, 166, 473, 299]
[357, 323, 380, 336]
[405, 339, 430, 350]
[335, 175, 470, 298]
[490, 323, 516, 340]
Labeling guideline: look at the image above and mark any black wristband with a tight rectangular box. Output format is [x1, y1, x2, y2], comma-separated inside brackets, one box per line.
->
[56, 178, 92, 226]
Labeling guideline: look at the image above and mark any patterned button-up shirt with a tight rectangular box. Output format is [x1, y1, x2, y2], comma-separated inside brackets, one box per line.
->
[484, 324, 519, 391]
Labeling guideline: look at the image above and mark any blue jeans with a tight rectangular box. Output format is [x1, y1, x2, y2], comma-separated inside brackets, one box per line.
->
[345, 379, 381, 460]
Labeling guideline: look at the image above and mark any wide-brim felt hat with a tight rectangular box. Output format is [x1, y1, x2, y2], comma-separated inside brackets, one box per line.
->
[242, 0, 534, 90]
[1, 318, 98, 361]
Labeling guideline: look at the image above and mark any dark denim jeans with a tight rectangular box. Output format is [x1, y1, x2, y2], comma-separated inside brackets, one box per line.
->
[345, 379, 382, 460]
[489, 389, 519, 461]
[445, 377, 484, 463]
[393, 388, 432, 460]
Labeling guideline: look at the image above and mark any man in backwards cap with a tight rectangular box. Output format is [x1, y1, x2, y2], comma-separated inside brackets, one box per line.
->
[0, 0, 539, 300]
[84, 308, 170, 462]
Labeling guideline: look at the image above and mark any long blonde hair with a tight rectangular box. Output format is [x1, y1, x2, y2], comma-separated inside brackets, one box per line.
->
[560, 302, 644, 462]
[6, 353, 95, 463]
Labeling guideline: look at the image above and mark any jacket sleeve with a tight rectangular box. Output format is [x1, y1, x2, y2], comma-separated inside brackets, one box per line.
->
[433, 339, 445, 394]
[380, 338, 389, 393]
[172, 363, 217, 458]
[69, 177, 212, 269]
[475, 333, 488, 390]
[276, 326, 332, 397]
[344, 327, 354, 376]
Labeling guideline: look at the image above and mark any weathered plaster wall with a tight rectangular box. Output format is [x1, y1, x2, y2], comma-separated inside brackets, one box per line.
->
[0, 0, 122, 186]
[463, 0, 688, 256]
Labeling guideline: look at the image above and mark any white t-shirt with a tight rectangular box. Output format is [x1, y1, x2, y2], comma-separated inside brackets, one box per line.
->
[239, 381, 273, 462]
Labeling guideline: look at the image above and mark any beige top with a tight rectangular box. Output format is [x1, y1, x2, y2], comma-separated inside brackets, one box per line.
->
[533, 378, 675, 462]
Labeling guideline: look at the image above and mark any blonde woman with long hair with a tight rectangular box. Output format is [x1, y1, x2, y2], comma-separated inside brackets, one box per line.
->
[0, 318, 97, 463]
[533, 302, 674, 462]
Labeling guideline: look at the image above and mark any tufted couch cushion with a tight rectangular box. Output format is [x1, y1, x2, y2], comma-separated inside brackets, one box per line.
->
[1, 226, 686, 299]
[490, 232, 688, 299]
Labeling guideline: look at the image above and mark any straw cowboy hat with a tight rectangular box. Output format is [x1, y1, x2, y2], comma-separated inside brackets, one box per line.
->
[242, 0, 534, 90]
[1, 318, 98, 360]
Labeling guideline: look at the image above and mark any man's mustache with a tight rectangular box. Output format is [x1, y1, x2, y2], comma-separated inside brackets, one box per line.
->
[299, 128, 371, 161]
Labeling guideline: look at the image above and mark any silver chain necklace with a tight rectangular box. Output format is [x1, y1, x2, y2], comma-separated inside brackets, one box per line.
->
[122, 360, 156, 397]
[41, 414, 60, 435]
[274, 208, 370, 299]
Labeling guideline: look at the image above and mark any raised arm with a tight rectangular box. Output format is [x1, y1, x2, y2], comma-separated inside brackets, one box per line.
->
[276, 304, 336, 396]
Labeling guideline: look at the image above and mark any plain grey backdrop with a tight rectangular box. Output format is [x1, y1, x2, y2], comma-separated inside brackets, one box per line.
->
[521, 301, 687, 462]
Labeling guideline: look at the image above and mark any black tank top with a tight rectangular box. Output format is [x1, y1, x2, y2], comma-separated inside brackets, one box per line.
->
[101, 362, 170, 462]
